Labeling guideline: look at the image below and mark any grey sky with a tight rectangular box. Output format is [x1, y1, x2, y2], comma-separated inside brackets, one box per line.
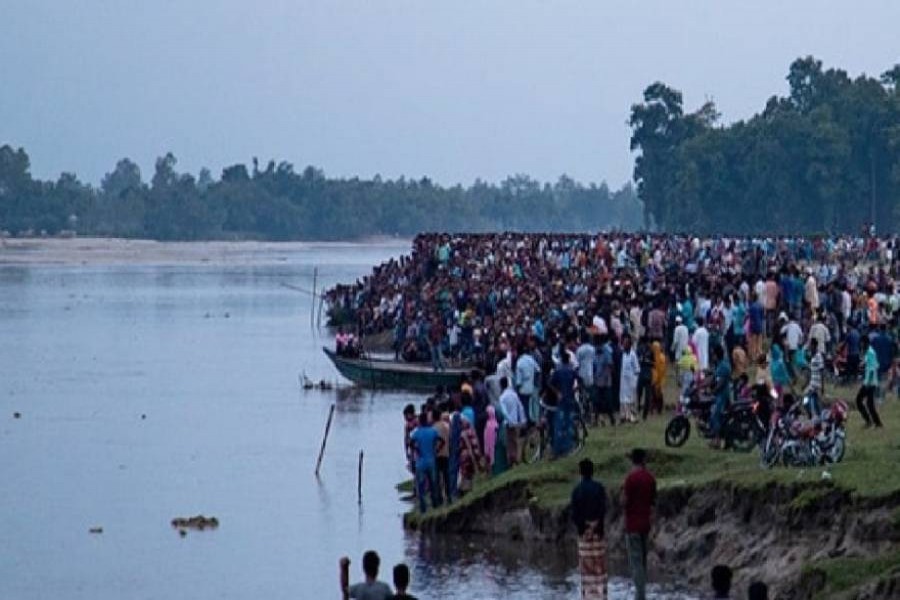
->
[2, 1, 898, 188]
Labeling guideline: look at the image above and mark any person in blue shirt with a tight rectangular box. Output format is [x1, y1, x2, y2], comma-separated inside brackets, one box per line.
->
[856, 337, 883, 428]
[681, 296, 695, 333]
[870, 324, 895, 377]
[550, 350, 578, 456]
[410, 413, 444, 513]
[532, 317, 545, 343]
[845, 322, 861, 383]
[709, 345, 732, 448]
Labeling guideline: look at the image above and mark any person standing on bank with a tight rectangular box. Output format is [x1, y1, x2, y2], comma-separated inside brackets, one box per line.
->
[857, 336, 883, 428]
[571, 458, 608, 599]
[499, 376, 527, 466]
[622, 448, 657, 600]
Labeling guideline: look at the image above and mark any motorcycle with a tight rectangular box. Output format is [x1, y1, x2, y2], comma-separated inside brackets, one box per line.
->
[664, 379, 761, 451]
[761, 397, 848, 468]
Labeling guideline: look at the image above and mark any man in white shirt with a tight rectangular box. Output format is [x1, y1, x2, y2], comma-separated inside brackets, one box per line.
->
[841, 287, 852, 332]
[499, 376, 527, 466]
[692, 317, 710, 372]
[805, 272, 819, 317]
[754, 278, 767, 312]
[780, 313, 803, 353]
[809, 314, 831, 355]
[671, 316, 689, 362]
[496, 350, 514, 385]
[514, 347, 538, 423]
[592, 314, 609, 336]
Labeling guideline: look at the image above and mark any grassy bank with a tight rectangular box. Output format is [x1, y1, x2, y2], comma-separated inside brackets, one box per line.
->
[408, 381, 900, 527]
[405, 379, 900, 597]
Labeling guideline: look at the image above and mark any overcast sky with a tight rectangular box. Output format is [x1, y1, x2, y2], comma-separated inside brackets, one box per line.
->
[2, 1, 898, 188]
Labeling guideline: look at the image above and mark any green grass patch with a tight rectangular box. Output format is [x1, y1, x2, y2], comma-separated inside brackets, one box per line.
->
[407, 376, 900, 527]
[805, 551, 900, 597]
[789, 486, 833, 511]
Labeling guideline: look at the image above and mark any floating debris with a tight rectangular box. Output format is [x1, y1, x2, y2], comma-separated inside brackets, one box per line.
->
[300, 373, 335, 391]
[89, 526, 103, 534]
[171, 515, 219, 531]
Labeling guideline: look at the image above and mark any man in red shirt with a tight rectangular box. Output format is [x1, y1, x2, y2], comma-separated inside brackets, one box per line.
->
[622, 448, 657, 600]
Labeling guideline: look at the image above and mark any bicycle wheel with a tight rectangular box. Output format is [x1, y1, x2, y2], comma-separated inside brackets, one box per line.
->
[571, 417, 588, 454]
[522, 425, 544, 464]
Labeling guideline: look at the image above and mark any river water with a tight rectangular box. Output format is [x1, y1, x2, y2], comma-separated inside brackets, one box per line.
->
[0, 241, 697, 599]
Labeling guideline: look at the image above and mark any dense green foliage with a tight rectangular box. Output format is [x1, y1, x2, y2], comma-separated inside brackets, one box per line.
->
[0, 148, 642, 240]
[630, 57, 900, 234]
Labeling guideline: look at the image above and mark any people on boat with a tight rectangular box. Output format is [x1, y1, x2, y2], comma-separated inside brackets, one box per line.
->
[336, 327, 362, 358]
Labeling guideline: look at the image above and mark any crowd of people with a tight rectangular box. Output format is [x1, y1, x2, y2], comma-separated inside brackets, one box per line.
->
[343, 233, 898, 471]
[332, 232, 899, 599]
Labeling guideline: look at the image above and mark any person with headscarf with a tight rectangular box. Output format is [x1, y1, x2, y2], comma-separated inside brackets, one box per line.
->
[769, 343, 791, 394]
[457, 415, 484, 495]
[677, 345, 699, 400]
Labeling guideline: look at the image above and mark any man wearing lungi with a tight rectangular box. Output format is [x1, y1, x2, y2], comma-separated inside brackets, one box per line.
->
[570, 459, 607, 599]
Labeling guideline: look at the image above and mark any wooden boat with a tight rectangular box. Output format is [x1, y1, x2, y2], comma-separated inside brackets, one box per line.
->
[322, 347, 468, 392]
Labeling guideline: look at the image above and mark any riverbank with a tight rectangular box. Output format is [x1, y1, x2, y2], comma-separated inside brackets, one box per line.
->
[405, 386, 900, 599]
[0, 236, 410, 266]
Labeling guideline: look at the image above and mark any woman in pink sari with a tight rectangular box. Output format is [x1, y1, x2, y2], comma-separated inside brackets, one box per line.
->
[483, 405, 499, 472]
[457, 416, 484, 494]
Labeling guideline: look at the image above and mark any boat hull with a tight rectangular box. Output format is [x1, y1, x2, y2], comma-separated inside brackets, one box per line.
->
[322, 348, 467, 392]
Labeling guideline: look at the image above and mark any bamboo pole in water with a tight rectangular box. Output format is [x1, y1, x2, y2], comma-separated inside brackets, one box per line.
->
[316, 294, 325, 329]
[357, 450, 364, 504]
[310, 267, 318, 329]
[314, 403, 335, 477]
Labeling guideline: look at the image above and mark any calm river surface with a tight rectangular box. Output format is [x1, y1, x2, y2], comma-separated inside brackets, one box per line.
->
[0, 240, 696, 599]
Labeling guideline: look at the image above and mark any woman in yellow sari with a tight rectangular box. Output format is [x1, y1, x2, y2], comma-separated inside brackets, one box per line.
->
[651, 341, 667, 414]
[676, 345, 699, 399]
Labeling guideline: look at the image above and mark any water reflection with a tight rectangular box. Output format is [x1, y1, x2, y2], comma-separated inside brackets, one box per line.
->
[0, 244, 699, 600]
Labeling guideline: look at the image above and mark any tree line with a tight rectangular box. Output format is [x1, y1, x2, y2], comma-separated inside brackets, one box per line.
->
[4, 55, 897, 240]
[0, 148, 643, 240]
[630, 56, 900, 235]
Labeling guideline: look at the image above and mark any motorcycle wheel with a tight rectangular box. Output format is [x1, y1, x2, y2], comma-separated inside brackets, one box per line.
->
[724, 413, 757, 453]
[761, 435, 780, 468]
[665, 415, 691, 447]
[828, 436, 846, 464]
[782, 443, 808, 467]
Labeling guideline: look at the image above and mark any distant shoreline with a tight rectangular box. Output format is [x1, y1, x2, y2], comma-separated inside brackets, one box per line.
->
[0, 236, 411, 266]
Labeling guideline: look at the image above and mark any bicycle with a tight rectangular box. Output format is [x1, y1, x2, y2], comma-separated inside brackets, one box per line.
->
[523, 399, 589, 464]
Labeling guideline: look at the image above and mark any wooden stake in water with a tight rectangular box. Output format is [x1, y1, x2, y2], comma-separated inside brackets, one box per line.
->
[316, 294, 325, 329]
[314, 403, 335, 477]
[310, 267, 318, 329]
[357, 450, 364, 504]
